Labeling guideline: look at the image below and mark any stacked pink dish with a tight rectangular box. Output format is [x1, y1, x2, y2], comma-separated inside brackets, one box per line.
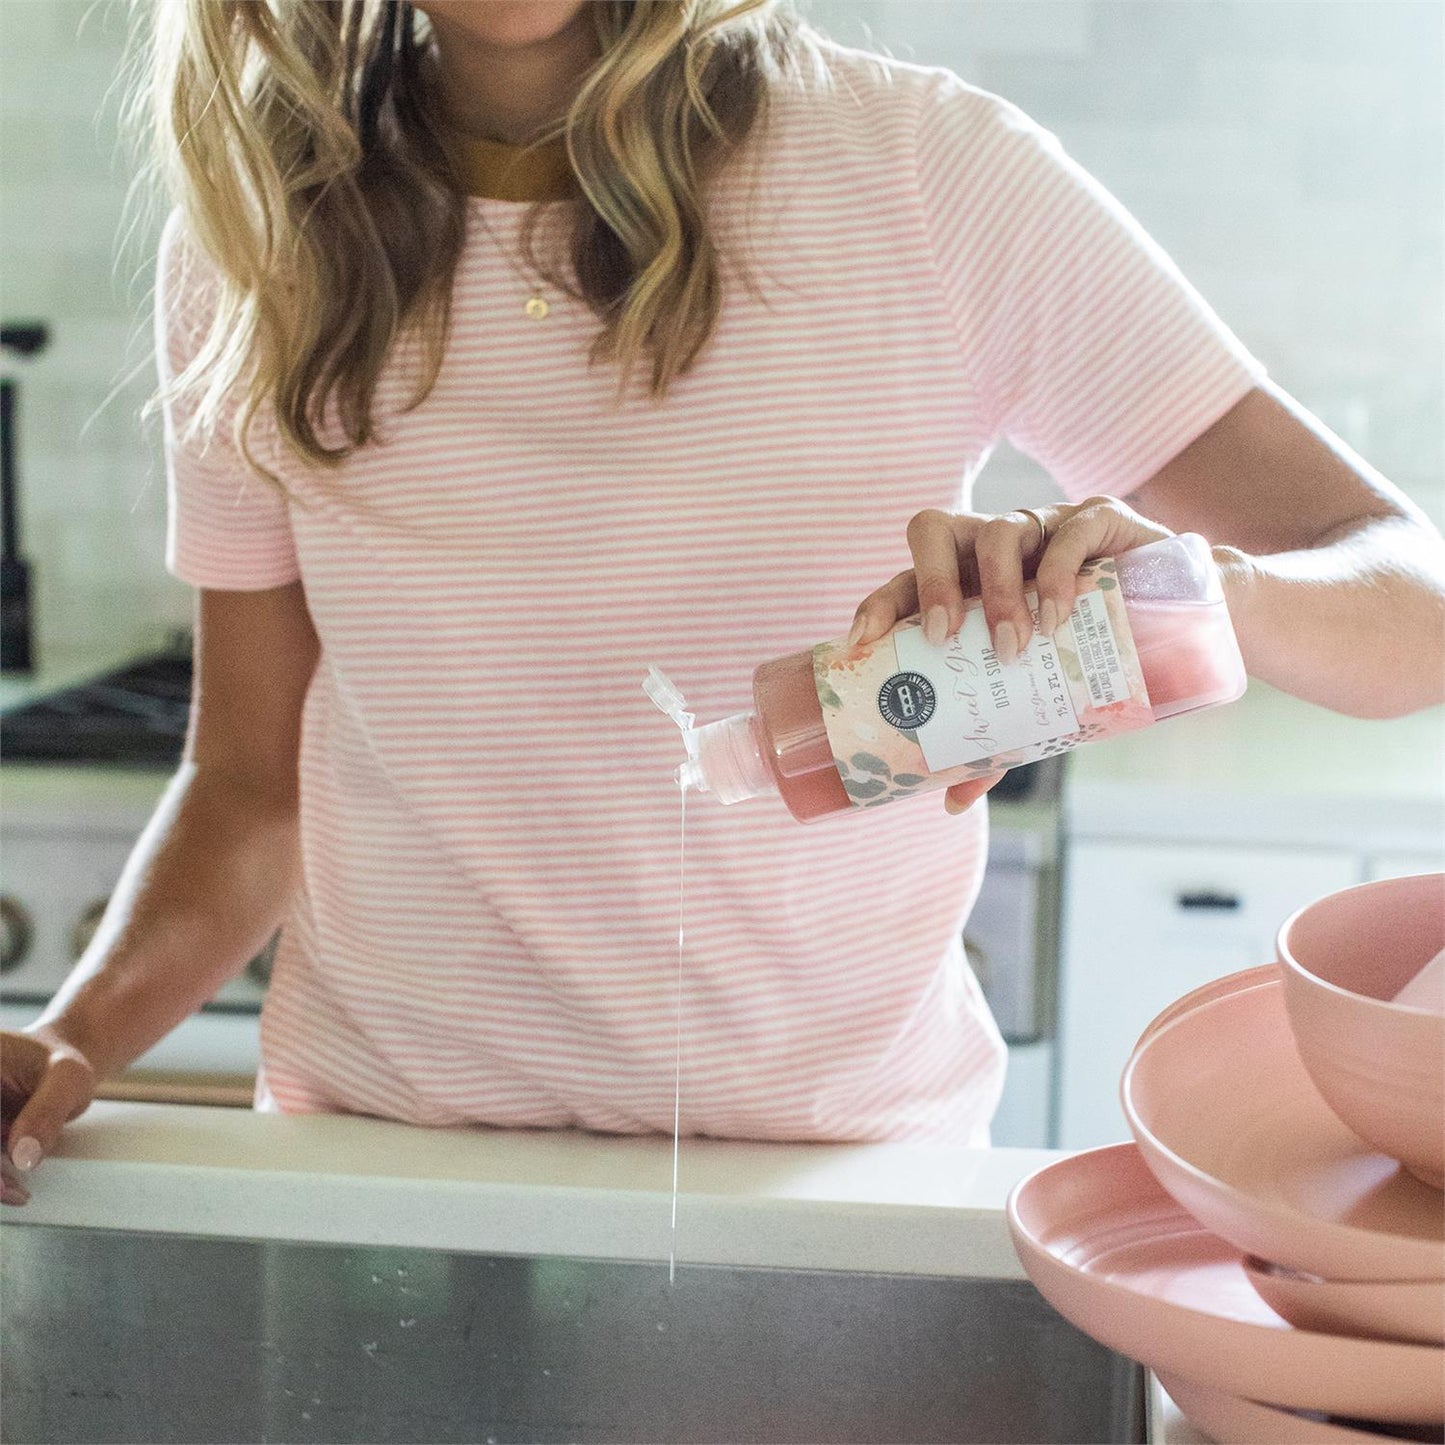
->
[1008, 873, 1445, 1444]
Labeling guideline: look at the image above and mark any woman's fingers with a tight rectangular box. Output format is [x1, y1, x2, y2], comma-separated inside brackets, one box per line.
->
[907, 510, 971, 645]
[848, 496, 1173, 655]
[1032, 500, 1174, 634]
[2, 1155, 30, 1206]
[943, 771, 1006, 815]
[974, 509, 1057, 665]
[1, 1034, 95, 1200]
[849, 511, 991, 647]
[976, 498, 1176, 657]
[1032, 506, 1108, 633]
[848, 569, 920, 647]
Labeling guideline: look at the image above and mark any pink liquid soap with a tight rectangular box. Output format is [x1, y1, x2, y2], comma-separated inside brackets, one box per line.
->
[656, 534, 1247, 824]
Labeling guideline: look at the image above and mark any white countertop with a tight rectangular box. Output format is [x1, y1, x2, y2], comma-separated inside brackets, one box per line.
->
[11, 1102, 1059, 1280]
[1067, 681, 1445, 851]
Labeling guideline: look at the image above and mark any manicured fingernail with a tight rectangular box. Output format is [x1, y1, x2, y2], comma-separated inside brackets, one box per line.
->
[847, 616, 867, 647]
[11, 1138, 41, 1172]
[993, 622, 1018, 667]
[923, 605, 949, 647]
[1038, 599, 1059, 637]
[944, 793, 975, 815]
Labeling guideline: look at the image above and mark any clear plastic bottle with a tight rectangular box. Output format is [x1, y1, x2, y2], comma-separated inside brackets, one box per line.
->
[660, 533, 1246, 823]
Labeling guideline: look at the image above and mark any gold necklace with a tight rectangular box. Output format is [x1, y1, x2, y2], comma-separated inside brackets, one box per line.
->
[474, 205, 553, 320]
[444, 128, 573, 319]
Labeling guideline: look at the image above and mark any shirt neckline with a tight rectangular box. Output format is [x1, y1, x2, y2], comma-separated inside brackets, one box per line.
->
[444, 132, 575, 204]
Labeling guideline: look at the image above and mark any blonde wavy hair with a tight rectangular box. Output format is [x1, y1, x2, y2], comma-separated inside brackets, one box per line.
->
[144, 0, 801, 470]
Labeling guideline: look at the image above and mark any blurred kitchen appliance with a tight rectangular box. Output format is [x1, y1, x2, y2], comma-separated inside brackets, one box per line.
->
[972, 760, 1063, 1149]
[1, 649, 191, 767]
[968, 806, 1060, 1046]
[1, 321, 50, 674]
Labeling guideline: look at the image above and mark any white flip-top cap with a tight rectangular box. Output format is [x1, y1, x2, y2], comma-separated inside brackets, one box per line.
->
[645, 667, 772, 804]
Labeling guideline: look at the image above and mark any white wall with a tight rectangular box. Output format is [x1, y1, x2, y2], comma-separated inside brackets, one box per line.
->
[1, 0, 1440, 663]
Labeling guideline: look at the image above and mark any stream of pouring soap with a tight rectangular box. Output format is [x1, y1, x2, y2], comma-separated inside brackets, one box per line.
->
[643, 667, 694, 1286]
[668, 784, 686, 1285]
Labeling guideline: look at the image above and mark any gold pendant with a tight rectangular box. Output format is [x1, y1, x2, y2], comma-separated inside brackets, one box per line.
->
[524, 295, 550, 320]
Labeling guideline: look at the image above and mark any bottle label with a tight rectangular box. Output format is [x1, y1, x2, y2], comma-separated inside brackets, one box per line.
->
[813, 558, 1155, 807]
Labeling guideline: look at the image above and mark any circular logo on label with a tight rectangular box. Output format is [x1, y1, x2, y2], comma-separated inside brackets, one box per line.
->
[878, 672, 937, 731]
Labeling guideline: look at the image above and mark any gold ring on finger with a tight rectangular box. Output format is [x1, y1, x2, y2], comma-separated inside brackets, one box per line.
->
[1014, 508, 1048, 556]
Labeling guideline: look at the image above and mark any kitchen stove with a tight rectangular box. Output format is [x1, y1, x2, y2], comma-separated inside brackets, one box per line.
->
[1, 651, 191, 768]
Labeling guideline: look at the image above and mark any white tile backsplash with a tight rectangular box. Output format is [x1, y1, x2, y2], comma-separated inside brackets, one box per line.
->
[1, 0, 1440, 661]
[2, 0, 183, 664]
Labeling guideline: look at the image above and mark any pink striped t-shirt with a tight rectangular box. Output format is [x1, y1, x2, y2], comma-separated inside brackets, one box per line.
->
[160, 45, 1264, 1144]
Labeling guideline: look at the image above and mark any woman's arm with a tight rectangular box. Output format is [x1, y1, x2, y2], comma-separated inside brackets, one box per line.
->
[852, 382, 1445, 722]
[1128, 382, 1445, 719]
[34, 582, 319, 1067]
[3, 583, 318, 1187]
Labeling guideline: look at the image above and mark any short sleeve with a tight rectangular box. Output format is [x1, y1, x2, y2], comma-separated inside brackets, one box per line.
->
[915, 78, 1268, 500]
[155, 212, 301, 590]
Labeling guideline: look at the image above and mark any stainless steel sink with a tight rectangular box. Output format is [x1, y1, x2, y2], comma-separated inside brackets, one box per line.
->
[3, 1226, 1141, 1443]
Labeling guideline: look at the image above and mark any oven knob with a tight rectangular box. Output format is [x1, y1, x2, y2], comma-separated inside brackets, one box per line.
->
[1, 896, 33, 973]
[71, 898, 109, 960]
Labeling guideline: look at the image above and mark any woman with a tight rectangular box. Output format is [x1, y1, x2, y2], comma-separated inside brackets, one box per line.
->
[3, 0, 1441, 1204]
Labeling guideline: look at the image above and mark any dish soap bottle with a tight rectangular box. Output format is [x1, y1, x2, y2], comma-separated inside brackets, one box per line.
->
[651, 533, 1246, 823]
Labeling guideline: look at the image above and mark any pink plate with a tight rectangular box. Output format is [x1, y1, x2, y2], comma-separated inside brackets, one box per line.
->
[1243, 1257, 1445, 1346]
[1157, 1371, 1444, 1444]
[1005, 1144, 1442, 1424]
[1122, 980, 1444, 1282]
[1135, 965, 1278, 1053]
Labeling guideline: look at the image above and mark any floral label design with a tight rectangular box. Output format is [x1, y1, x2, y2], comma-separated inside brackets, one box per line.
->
[813, 558, 1155, 807]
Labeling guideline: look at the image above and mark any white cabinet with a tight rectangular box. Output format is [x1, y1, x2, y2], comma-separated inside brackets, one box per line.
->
[1055, 840, 1359, 1149]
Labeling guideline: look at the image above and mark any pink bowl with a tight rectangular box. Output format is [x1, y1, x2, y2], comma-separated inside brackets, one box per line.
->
[1157, 1371, 1443, 1444]
[1243, 1257, 1445, 1347]
[1005, 1143, 1444, 1422]
[1277, 873, 1445, 1189]
[1135, 965, 1278, 1053]
[1122, 980, 1443, 1282]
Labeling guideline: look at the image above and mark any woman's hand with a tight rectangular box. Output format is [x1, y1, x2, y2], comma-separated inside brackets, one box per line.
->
[847, 495, 1175, 814]
[1, 1028, 97, 1205]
